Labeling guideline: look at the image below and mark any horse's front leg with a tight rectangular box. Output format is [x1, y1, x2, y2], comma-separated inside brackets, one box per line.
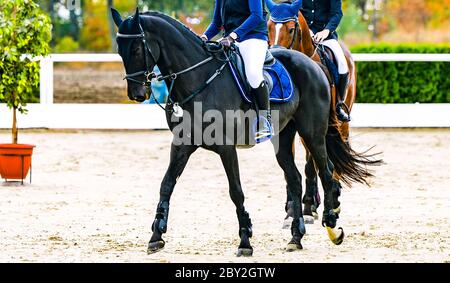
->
[217, 146, 253, 257]
[147, 143, 198, 254]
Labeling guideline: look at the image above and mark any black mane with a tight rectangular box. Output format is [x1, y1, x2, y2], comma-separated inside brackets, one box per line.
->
[141, 11, 204, 45]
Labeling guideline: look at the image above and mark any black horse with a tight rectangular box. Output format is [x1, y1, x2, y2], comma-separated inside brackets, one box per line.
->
[111, 8, 380, 256]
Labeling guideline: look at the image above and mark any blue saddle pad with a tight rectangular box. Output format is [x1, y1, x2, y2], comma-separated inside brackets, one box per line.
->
[228, 58, 294, 104]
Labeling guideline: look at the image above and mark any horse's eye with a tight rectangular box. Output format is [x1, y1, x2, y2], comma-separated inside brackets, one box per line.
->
[133, 46, 141, 54]
[289, 28, 295, 34]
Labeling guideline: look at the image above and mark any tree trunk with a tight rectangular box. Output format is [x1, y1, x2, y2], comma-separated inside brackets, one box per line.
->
[69, 9, 80, 41]
[107, 0, 117, 51]
[11, 5, 18, 144]
[372, 8, 378, 40]
[48, 0, 56, 46]
[12, 106, 18, 144]
[358, 0, 367, 16]
[177, 0, 184, 14]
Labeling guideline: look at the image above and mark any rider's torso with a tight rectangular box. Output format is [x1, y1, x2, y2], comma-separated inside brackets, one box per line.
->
[220, 0, 268, 38]
[302, 0, 340, 38]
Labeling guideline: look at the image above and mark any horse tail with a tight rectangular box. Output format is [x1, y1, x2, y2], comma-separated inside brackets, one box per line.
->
[325, 91, 383, 186]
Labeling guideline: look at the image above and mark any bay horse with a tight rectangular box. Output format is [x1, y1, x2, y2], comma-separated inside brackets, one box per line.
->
[266, 0, 357, 222]
[111, 8, 379, 256]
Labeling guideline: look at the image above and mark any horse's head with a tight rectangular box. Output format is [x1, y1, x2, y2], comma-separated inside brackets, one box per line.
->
[266, 0, 302, 48]
[112, 7, 160, 102]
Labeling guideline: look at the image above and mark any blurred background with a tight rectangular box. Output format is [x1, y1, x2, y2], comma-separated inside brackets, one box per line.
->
[33, 0, 449, 104]
[39, 0, 450, 51]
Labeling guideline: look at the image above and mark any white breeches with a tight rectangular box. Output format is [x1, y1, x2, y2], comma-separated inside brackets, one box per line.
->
[235, 39, 268, 88]
[309, 30, 349, 74]
[321, 39, 349, 74]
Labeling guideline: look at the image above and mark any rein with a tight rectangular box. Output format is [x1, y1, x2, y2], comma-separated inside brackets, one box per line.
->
[117, 24, 229, 114]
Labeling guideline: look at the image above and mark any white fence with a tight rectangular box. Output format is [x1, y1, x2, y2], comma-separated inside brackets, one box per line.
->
[1, 53, 450, 129]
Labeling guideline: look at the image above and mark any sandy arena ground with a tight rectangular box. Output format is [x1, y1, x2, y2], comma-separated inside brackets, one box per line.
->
[0, 129, 448, 263]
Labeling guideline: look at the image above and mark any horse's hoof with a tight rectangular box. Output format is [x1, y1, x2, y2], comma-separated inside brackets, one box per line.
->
[303, 204, 313, 217]
[236, 248, 253, 257]
[282, 216, 293, 229]
[311, 204, 319, 220]
[304, 215, 314, 224]
[333, 206, 341, 214]
[286, 242, 303, 252]
[326, 227, 344, 245]
[312, 212, 319, 220]
[147, 240, 165, 254]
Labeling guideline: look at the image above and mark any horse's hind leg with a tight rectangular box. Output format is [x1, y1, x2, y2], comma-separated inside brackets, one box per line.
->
[302, 150, 320, 222]
[147, 143, 198, 254]
[273, 121, 305, 251]
[282, 140, 296, 229]
[300, 133, 344, 245]
[217, 146, 253, 257]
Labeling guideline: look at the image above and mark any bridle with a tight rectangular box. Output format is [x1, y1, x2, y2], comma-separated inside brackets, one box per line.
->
[116, 23, 228, 114]
[270, 16, 300, 50]
[116, 24, 159, 86]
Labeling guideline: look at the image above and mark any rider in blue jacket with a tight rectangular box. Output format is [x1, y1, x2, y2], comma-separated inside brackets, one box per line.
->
[202, 0, 273, 141]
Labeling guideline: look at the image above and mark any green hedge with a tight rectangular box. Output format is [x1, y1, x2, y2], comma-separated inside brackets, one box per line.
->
[350, 43, 450, 103]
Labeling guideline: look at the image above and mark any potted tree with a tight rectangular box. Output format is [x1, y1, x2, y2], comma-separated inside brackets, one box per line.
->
[0, 0, 51, 183]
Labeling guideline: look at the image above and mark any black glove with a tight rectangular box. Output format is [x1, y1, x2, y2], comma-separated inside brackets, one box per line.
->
[219, 35, 235, 48]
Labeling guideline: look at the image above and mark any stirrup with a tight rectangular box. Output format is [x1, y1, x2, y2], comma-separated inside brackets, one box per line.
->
[253, 115, 273, 144]
[336, 103, 351, 122]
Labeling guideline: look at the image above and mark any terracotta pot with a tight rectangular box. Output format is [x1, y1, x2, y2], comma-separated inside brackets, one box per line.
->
[0, 144, 35, 181]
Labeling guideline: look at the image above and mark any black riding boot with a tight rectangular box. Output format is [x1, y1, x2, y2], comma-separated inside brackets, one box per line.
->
[336, 73, 350, 122]
[253, 81, 272, 141]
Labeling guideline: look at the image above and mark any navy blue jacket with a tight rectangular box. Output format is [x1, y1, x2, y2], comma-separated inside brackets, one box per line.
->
[205, 0, 268, 42]
[302, 0, 343, 40]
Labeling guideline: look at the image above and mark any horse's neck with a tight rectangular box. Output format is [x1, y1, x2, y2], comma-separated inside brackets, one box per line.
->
[297, 12, 315, 57]
[151, 23, 210, 102]
[157, 36, 206, 77]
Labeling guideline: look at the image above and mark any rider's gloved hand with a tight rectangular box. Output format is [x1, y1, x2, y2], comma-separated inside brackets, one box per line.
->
[218, 35, 235, 48]
[313, 29, 330, 43]
[200, 34, 208, 42]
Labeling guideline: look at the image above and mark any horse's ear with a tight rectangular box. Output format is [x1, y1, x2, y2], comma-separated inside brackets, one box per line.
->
[111, 8, 123, 28]
[290, 0, 303, 13]
[265, 0, 276, 12]
[132, 7, 140, 28]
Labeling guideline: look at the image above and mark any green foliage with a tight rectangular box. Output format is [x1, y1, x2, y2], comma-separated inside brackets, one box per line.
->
[350, 44, 450, 103]
[338, 3, 368, 37]
[54, 36, 80, 53]
[80, 0, 111, 52]
[0, 0, 52, 112]
[139, 0, 211, 15]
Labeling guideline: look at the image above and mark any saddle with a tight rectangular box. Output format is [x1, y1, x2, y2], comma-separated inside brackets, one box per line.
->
[227, 46, 294, 104]
[316, 45, 340, 88]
